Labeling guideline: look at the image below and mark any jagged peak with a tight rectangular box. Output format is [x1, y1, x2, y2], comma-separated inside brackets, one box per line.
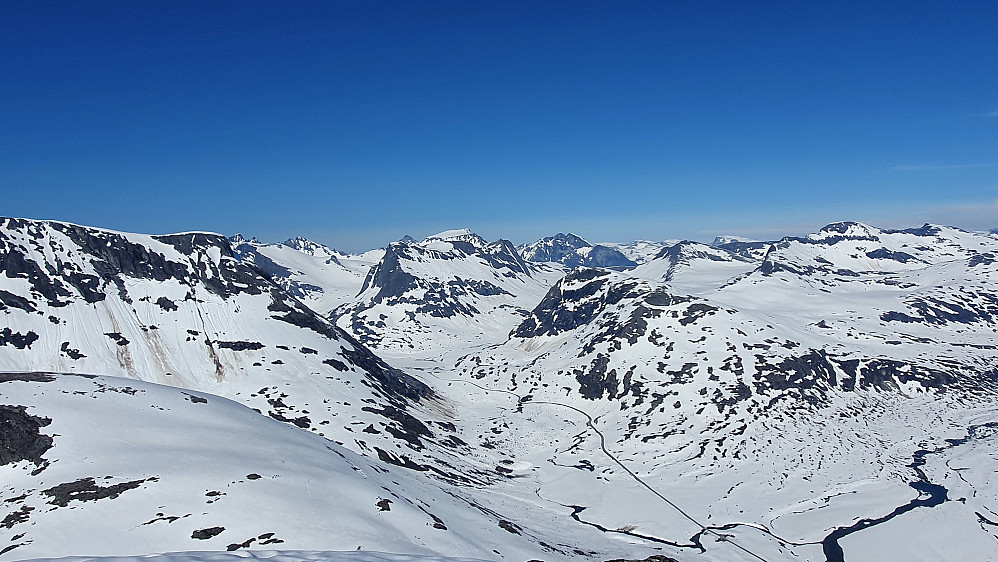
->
[282, 236, 339, 257]
[519, 233, 634, 269]
[228, 233, 260, 245]
[521, 233, 591, 250]
[652, 240, 738, 263]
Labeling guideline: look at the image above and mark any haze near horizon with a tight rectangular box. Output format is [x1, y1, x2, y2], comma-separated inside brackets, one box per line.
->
[2, 2, 996, 251]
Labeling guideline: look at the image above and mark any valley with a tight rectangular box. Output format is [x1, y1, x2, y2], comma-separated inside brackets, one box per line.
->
[2, 218, 997, 562]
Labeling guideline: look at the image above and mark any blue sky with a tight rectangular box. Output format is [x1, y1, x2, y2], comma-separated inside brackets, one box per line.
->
[3, 1, 996, 251]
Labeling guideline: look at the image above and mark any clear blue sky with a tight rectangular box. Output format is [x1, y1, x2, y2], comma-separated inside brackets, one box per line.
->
[3, 1, 996, 251]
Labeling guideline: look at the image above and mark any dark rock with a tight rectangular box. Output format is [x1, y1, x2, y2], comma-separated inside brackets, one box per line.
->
[866, 248, 915, 263]
[323, 358, 349, 371]
[0, 290, 35, 313]
[191, 526, 225, 540]
[362, 405, 433, 448]
[574, 355, 616, 400]
[104, 332, 130, 346]
[0, 328, 38, 350]
[155, 297, 178, 311]
[59, 342, 86, 360]
[42, 477, 155, 507]
[215, 341, 264, 351]
[359, 244, 420, 303]
[0, 405, 53, 467]
[969, 253, 995, 267]
[373, 447, 430, 471]
[0, 372, 57, 383]
[753, 350, 837, 405]
[226, 537, 255, 551]
[1, 505, 33, 529]
[888, 223, 941, 237]
[881, 311, 921, 323]
[498, 520, 522, 534]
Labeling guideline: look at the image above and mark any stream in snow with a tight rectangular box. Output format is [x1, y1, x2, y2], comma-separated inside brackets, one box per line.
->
[821, 421, 998, 562]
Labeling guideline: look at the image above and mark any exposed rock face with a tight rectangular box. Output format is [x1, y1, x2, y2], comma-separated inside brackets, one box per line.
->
[338, 230, 557, 352]
[463, 222, 998, 470]
[0, 405, 52, 468]
[520, 233, 636, 269]
[228, 234, 379, 317]
[0, 373, 568, 562]
[2, 218, 998, 562]
[0, 217, 445, 472]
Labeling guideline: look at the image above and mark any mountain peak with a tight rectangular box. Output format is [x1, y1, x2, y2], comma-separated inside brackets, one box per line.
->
[808, 221, 880, 242]
[548, 232, 590, 247]
[283, 236, 338, 257]
[421, 228, 490, 250]
[426, 228, 474, 240]
[520, 233, 635, 269]
[711, 235, 757, 246]
[228, 233, 259, 245]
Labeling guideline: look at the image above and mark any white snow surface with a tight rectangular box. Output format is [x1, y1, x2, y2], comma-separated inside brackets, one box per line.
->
[0, 373, 567, 561]
[424, 229, 474, 241]
[230, 236, 382, 316]
[335, 232, 562, 356]
[4, 218, 998, 562]
[601, 240, 678, 264]
[21, 552, 487, 562]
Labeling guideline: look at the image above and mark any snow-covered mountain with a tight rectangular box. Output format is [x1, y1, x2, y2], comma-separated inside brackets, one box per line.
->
[0, 373, 564, 561]
[452, 221, 998, 561]
[600, 240, 676, 265]
[710, 235, 756, 246]
[229, 235, 382, 317]
[709, 235, 773, 261]
[0, 218, 476, 481]
[334, 229, 562, 355]
[630, 240, 761, 293]
[519, 233, 636, 269]
[4, 217, 998, 562]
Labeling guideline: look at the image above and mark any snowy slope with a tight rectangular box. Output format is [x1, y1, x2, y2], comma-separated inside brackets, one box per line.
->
[0, 218, 477, 480]
[709, 236, 772, 261]
[0, 372, 591, 561]
[448, 222, 998, 561]
[229, 236, 382, 317]
[5, 217, 998, 562]
[22, 553, 490, 562]
[629, 241, 760, 294]
[600, 240, 677, 265]
[519, 234, 636, 269]
[335, 230, 563, 356]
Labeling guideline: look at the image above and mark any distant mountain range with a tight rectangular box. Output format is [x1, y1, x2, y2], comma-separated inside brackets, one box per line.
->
[518, 233, 637, 269]
[2, 217, 998, 562]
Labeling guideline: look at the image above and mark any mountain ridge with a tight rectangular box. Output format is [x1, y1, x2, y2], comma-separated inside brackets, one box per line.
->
[3, 216, 998, 562]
